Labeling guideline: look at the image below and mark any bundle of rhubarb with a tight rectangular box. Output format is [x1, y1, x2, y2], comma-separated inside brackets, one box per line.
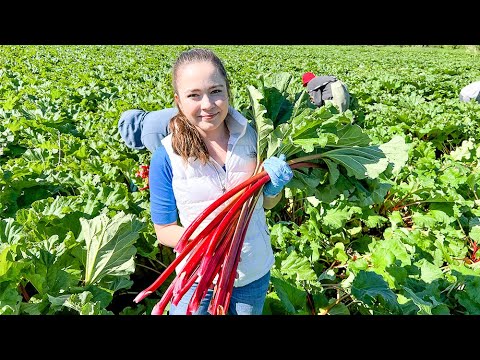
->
[133, 72, 408, 315]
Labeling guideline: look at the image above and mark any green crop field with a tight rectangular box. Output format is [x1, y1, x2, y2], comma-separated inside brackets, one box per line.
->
[1, 45, 480, 315]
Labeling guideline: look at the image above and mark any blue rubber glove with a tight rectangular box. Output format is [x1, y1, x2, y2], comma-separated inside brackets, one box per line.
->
[263, 154, 293, 197]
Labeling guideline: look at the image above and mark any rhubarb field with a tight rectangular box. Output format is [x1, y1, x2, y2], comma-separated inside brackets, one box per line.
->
[1, 45, 480, 315]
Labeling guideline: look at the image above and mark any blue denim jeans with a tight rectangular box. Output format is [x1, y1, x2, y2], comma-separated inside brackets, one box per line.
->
[169, 271, 271, 315]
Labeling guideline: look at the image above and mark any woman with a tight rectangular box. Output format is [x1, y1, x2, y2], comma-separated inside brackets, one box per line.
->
[149, 48, 292, 315]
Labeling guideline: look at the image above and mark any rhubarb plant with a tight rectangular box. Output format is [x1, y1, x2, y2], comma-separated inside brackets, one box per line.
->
[247, 72, 408, 182]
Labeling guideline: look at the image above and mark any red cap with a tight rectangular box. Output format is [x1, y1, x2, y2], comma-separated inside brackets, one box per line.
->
[302, 72, 316, 87]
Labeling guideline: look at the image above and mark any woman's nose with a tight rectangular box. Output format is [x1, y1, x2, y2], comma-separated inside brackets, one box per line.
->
[201, 94, 215, 108]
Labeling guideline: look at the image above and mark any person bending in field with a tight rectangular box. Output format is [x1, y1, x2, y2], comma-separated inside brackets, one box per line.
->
[118, 107, 177, 153]
[302, 71, 350, 113]
[459, 80, 480, 103]
[140, 48, 293, 315]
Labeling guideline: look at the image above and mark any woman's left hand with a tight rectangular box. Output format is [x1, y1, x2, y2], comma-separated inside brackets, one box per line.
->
[262, 154, 293, 197]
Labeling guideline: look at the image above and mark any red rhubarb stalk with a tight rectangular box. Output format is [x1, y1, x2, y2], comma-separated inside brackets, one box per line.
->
[150, 278, 176, 315]
[173, 170, 268, 251]
[174, 193, 238, 253]
[202, 175, 270, 260]
[171, 218, 238, 307]
[185, 229, 234, 314]
[210, 189, 261, 313]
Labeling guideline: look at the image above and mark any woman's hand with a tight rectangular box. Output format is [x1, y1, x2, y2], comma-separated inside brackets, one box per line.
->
[262, 154, 293, 197]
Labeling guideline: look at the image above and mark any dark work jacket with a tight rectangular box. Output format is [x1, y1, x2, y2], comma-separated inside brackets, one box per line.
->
[306, 75, 338, 107]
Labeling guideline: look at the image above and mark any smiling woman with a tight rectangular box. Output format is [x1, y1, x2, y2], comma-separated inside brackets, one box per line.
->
[143, 47, 293, 315]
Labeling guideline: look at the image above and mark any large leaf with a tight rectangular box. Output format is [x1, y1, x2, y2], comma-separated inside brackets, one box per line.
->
[247, 85, 272, 161]
[0, 218, 22, 245]
[269, 268, 308, 314]
[0, 282, 22, 315]
[335, 124, 372, 147]
[258, 72, 293, 124]
[83, 211, 145, 285]
[321, 146, 388, 179]
[351, 270, 401, 313]
[279, 250, 317, 281]
[378, 135, 410, 175]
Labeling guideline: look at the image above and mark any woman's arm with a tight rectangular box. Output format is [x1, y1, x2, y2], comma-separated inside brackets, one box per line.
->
[153, 222, 186, 248]
[154, 222, 203, 248]
[263, 191, 283, 209]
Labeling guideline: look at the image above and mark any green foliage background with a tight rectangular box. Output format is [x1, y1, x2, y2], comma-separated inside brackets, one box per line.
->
[1, 45, 480, 315]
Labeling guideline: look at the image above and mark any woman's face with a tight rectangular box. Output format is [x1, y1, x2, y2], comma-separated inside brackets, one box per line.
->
[174, 61, 229, 136]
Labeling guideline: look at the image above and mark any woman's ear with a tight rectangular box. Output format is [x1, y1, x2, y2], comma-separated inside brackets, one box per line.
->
[174, 94, 181, 110]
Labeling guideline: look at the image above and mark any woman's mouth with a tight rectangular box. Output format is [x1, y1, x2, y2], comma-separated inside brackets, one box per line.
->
[200, 113, 217, 120]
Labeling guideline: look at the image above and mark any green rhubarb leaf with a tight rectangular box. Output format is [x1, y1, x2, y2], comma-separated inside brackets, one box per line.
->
[269, 223, 298, 250]
[0, 245, 26, 279]
[99, 183, 130, 210]
[314, 183, 343, 204]
[439, 166, 468, 188]
[0, 126, 14, 156]
[270, 268, 308, 314]
[266, 125, 287, 159]
[327, 301, 350, 315]
[370, 237, 411, 271]
[321, 146, 387, 180]
[449, 139, 474, 161]
[21, 300, 50, 315]
[351, 270, 400, 313]
[335, 124, 372, 147]
[327, 242, 349, 264]
[0, 218, 23, 244]
[293, 138, 327, 153]
[412, 209, 456, 228]
[289, 167, 324, 191]
[258, 72, 293, 124]
[470, 225, 480, 242]
[455, 292, 480, 315]
[402, 287, 436, 315]
[364, 215, 388, 228]
[81, 197, 104, 217]
[416, 258, 444, 283]
[378, 135, 410, 175]
[101, 275, 134, 292]
[322, 206, 361, 232]
[30, 195, 80, 220]
[279, 251, 317, 281]
[83, 211, 145, 285]
[461, 275, 480, 304]
[58, 291, 114, 315]
[323, 158, 340, 184]
[455, 275, 480, 315]
[246, 85, 272, 162]
[0, 282, 22, 315]
[26, 260, 79, 297]
[284, 109, 337, 155]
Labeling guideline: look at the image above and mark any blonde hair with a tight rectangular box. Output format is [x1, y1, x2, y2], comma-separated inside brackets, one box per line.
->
[170, 48, 231, 164]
